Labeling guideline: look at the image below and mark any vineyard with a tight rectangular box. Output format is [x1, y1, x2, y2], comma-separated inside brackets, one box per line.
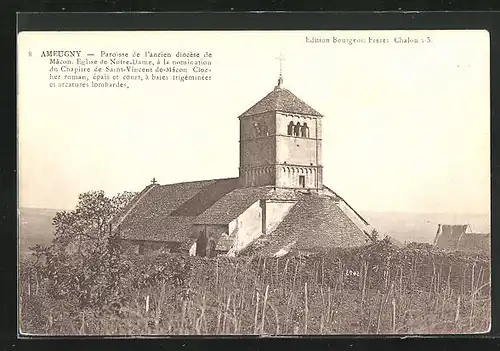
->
[19, 241, 490, 335]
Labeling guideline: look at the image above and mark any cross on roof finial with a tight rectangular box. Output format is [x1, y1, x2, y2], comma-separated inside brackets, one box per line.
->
[276, 51, 285, 87]
[151, 177, 157, 185]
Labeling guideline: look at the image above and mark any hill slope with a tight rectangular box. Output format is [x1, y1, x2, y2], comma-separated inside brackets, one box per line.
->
[362, 211, 490, 244]
[19, 207, 59, 257]
[18, 207, 491, 257]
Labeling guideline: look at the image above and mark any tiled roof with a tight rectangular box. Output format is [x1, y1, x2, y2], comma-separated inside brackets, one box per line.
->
[242, 193, 372, 256]
[434, 224, 490, 255]
[110, 184, 156, 230]
[118, 178, 239, 242]
[239, 86, 323, 118]
[434, 224, 468, 251]
[194, 186, 272, 225]
[170, 178, 239, 216]
[263, 187, 301, 201]
[457, 233, 490, 255]
[117, 178, 374, 256]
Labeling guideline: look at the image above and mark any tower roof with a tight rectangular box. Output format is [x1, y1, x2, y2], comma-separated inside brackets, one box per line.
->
[239, 85, 323, 118]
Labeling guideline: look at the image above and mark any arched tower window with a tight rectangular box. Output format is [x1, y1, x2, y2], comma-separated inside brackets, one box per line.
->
[301, 123, 310, 138]
[294, 122, 301, 137]
[287, 122, 294, 136]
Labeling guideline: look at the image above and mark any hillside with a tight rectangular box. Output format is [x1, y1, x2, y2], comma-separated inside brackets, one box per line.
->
[19, 207, 59, 257]
[362, 210, 491, 244]
[18, 207, 491, 257]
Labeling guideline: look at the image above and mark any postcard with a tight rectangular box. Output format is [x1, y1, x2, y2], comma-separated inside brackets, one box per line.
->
[18, 29, 491, 335]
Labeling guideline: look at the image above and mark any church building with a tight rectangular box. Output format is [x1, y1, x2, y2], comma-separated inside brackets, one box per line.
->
[113, 63, 376, 257]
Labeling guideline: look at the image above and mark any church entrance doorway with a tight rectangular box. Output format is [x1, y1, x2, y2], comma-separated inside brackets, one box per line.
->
[196, 234, 207, 257]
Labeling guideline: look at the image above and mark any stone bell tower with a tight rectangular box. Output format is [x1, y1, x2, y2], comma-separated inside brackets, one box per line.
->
[238, 54, 323, 189]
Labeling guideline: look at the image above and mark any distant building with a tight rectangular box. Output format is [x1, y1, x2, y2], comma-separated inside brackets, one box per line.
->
[433, 224, 490, 255]
[113, 66, 378, 257]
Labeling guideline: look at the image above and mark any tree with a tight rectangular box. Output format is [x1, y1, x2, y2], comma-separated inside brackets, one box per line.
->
[51, 190, 136, 255]
[30, 190, 137, 308]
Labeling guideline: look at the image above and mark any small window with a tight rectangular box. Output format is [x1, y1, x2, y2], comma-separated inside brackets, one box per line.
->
[287, 122, 294, 135]
[299, 175, 305, 188]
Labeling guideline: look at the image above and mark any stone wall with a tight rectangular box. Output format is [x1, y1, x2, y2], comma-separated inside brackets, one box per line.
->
[275, 165, 320, 188]
[228, 200, 263, 253]
[276, 136, 319, 165]
[239, 165, 276, 187]
[240, 111, 276, 140]
[240, 137, 276, 167]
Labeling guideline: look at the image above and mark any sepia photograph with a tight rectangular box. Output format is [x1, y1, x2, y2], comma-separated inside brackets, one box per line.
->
[17, 29, 491, 335]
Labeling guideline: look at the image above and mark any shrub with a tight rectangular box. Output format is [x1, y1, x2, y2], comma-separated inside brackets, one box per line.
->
[19, 241, 491, 335]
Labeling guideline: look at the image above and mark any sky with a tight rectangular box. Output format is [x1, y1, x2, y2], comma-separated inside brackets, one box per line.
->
[18, 30, 490, 215]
